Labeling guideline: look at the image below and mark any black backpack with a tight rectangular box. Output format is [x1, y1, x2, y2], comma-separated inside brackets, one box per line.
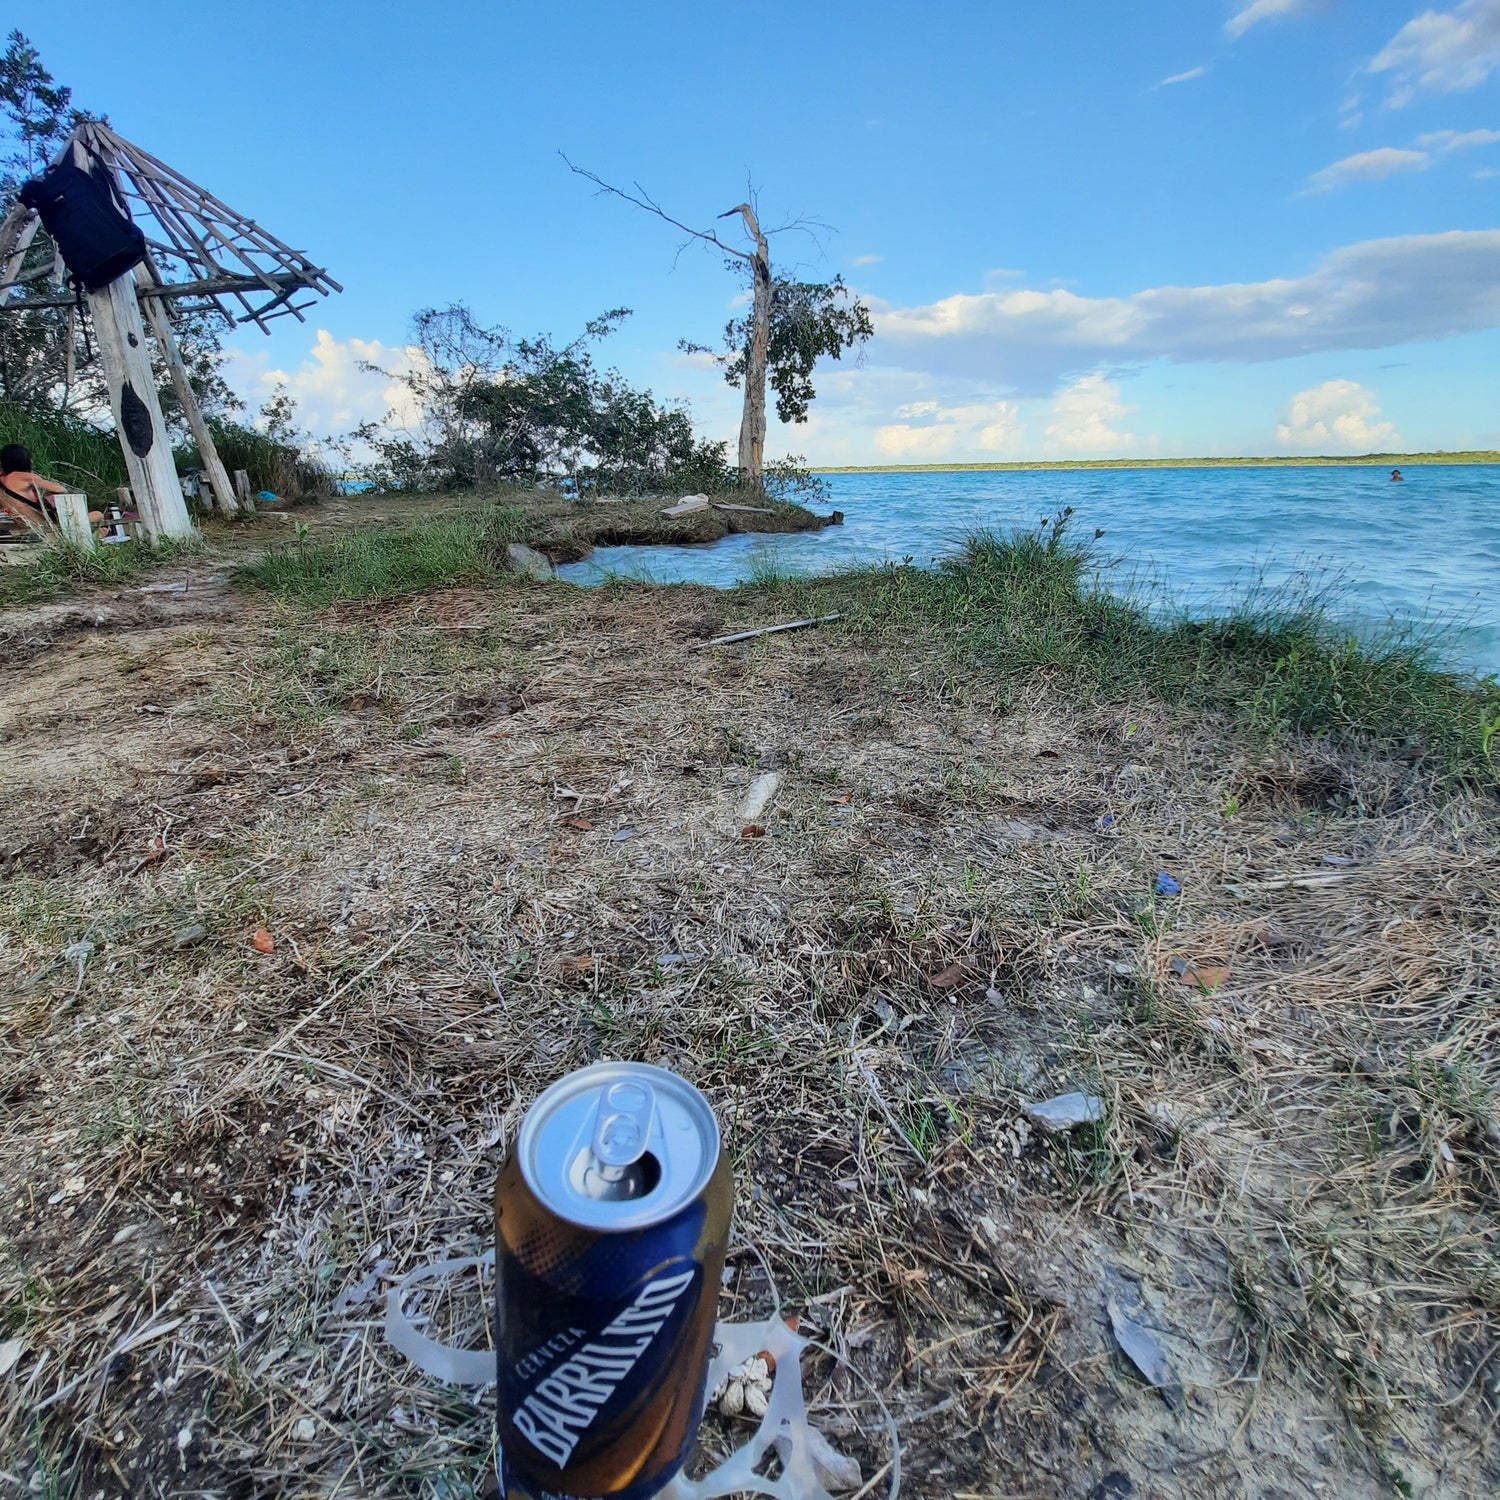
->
[18, 157, 146, 291]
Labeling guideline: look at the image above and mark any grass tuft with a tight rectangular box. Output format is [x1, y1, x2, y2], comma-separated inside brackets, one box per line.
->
[233, 506, 531, 605]
[755, 511, 1500, 787]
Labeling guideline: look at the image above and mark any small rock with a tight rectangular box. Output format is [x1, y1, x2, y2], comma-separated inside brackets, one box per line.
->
[1107, 1298, 1183, 1409]
[739, 771, 782, 826]
[612, 827, 638, 842]
[503, 543, 556, 581]
[984, 986, 1004, 1005]
[295, 1416, 316, 1442]
[172, 923, 206, 949]
[1024, 1092, 1104, 1133]
[251, 927, 275, 955]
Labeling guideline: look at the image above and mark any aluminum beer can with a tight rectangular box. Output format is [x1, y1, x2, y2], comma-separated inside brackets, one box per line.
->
[494, 1062, 733, 1500]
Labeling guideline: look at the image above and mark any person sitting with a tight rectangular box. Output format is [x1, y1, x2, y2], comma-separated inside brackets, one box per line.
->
[0, 443, 103, 536]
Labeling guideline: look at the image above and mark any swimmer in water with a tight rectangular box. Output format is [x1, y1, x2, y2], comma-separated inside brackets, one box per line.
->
[1390, 468, 1404, 482]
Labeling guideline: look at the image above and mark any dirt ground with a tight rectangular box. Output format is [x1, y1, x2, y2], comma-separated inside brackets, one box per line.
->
[1, 544, 1497, 1499]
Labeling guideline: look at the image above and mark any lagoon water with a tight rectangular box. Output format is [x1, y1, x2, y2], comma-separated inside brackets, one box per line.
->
[557, 465, 1500, 678]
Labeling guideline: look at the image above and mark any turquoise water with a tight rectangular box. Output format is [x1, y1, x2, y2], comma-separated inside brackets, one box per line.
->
[557, 465, 1500, 678]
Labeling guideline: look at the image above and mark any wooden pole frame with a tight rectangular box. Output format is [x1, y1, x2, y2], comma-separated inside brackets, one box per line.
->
[84, 272, 193, 543]
[54, 492, 96, 550]
[136, 262, 239, 518]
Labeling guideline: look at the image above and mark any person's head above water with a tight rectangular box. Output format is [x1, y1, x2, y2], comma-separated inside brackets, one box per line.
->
[1, 444, 34, 475]
[1391, 468, 1403, 479]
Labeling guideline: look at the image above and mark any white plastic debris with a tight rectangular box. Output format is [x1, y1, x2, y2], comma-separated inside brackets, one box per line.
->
[384, 1254, 894, 1499]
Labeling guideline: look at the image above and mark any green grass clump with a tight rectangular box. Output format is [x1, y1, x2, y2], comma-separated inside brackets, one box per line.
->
[193, 418, 334, 500]
[0, 537, 198, 610]
[755, 512, 1500, 787]
[0, 399, 127, 502]
[234, 505, 533, 605]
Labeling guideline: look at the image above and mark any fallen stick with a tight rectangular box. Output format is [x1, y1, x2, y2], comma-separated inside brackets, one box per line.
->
[692, 613, 841, 649]
[1225, 870, 1359, 898]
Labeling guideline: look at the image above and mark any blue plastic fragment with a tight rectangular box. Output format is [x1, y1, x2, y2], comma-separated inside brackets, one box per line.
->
[1156, 872, 1181, 897]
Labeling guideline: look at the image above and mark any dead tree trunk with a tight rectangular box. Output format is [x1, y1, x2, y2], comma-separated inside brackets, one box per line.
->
[726, 205, 772, 494]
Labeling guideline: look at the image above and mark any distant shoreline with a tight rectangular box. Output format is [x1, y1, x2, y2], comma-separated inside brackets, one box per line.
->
[812, 452, 1500, 475]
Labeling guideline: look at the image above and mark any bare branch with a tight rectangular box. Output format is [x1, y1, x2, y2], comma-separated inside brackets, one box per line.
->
[560, 154, 753, 263]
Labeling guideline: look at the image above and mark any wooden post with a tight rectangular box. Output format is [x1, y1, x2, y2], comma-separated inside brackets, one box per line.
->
[84, 273, 194, 543]
[54, 492, 96, 551]
[138, 267, 240, 518]
[234, 470, 256, 515]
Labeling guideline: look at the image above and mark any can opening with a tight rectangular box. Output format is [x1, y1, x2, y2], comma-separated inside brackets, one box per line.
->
[570, 1146, 662, 1202]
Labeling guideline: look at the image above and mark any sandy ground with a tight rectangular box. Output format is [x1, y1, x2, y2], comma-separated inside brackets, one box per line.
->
[1, 553, 1497, 1500]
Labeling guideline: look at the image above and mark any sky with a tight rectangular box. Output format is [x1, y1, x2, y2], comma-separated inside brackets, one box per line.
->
[16, 0, 1500, 462]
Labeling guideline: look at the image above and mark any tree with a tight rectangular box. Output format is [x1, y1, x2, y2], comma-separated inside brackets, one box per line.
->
[0, 30, 74, 185]
[565, 162, 873, 494]
[353, 302, 729, 495]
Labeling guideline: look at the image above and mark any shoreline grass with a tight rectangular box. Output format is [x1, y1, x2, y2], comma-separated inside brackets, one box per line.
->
[237, 507, 1500, 788]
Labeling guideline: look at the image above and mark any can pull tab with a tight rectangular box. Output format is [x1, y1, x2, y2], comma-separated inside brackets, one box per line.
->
[574, 1079, 660, 1202]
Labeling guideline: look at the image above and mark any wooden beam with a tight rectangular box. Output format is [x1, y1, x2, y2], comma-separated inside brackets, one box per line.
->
[234, 470, 256, 515]
[54, 492, 96, 550]
[0, 209, 40, 289]
[7, 270, 328, 313]
[85, 273, 194, 543]
[137, 265, 240, 518]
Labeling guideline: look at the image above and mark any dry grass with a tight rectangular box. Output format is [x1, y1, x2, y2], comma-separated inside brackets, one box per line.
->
[1, 569, 1497, 1500]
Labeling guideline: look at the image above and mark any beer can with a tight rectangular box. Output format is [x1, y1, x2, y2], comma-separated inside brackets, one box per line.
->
[494, 1062, 733, 1500]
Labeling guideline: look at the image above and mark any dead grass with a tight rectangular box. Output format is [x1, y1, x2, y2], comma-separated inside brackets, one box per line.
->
[1, 573, 1498, 1500]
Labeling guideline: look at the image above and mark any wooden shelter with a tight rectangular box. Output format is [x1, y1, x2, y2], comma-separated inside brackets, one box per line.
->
[0, 120, 340, 541]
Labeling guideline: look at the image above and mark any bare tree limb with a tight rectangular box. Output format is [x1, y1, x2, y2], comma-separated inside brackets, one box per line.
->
[560, 154, 754, 264]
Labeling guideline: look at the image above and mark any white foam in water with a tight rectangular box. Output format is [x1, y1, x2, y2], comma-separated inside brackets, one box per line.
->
[385, 1254, 898, 1499]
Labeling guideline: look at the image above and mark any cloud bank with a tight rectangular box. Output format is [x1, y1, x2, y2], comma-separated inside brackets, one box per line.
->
[870, 231, 1500, 393]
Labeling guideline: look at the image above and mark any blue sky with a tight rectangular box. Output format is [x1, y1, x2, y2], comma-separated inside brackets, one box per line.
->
[18, 0, 1500, 460]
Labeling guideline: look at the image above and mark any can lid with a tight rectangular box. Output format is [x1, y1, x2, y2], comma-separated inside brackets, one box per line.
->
[517, 1062, 720, 1231]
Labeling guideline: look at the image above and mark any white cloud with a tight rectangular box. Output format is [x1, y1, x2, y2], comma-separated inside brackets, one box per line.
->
[1161, 65, 1208, 86]
[1370, 0, 1500, 106]
[850, 253, 883, 267]
[874, 423, 959, 459]
[1043, 375, 1136, 455]
[1226, 0, 1323, 40]
[1276, 379, 1400, 452]
[1415, 126, 1500, 150]
[876, 397, 1022, 458]
[224, 329, 423, 438]
[871, 230, 1500, 394]
[1304, 146, 1431, 190]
